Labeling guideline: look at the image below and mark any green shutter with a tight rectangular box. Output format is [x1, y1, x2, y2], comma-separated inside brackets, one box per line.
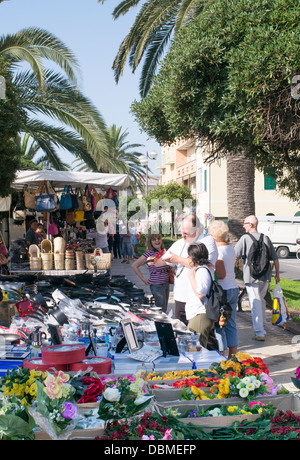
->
[264, 168, 276, 190]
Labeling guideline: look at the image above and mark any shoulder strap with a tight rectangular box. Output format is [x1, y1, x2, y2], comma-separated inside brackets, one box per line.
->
[195, 265, 213, 296]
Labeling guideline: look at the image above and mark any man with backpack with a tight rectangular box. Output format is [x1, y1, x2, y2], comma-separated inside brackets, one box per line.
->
[235, 215, 280, 341]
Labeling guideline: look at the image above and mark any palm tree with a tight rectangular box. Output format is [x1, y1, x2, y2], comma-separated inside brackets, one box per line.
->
[0, 27, 111, 170]
[102, 0, 256, 240]
[73, 124, 147, 192]
[100, 0, 204, 97]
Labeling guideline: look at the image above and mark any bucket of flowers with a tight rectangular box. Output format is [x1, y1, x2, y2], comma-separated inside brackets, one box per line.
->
[29, 371, 79, 440]
[97, 372, 154, 422]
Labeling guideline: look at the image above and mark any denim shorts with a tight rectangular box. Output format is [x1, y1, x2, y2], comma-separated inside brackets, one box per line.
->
[215, 287, 239, 350]
[122, 241, 132, 257]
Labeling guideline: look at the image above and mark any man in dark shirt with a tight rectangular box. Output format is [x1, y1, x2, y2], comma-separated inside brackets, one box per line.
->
[25, 219, 39, 246]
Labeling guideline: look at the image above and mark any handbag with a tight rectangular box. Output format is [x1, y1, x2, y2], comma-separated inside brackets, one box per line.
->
[83, 185, 93, 211]
[168, 266, 174, 284]
[35, 183, 56, 212]
[60, 185, 73, 210]
[74, 210, 85, 222]
[48, 217, 59, 236]
[76, 188, 84, 211]
[66, 210, 75, 225]
[24, 185, 36, 209]
[69, 186, 79, 210]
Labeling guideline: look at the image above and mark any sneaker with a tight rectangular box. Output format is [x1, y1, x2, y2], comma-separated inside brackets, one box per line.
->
[252, 334, 265, 341]
[121, 259, 127, 263]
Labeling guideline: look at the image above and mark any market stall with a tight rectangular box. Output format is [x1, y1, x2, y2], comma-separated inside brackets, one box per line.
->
[8, 170, 129, 274]
[0, 271, 299, 440]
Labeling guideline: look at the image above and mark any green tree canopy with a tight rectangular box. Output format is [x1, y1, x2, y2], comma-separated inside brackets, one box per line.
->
[132, 0, 300, 201]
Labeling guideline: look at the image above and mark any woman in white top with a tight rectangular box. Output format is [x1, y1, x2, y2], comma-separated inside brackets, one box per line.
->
[186, 243, 218, 350]
[208, 220, 239, 357]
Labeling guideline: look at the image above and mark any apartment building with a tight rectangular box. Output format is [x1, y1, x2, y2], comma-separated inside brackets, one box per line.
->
[157, 138, 299, 227]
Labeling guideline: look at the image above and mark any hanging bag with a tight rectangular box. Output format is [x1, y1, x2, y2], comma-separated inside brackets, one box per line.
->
[35, 182, 56, 212]
[76, 188, 84, 211]
[83, 185, 93, 212]
[60, 185, 73, 210]
[24, 185, 36, 209]
[47, 217, 59, 236]
[69, 185, 79, 210]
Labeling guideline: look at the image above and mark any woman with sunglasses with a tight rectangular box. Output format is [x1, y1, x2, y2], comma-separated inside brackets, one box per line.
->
[132, 234, 170, 312]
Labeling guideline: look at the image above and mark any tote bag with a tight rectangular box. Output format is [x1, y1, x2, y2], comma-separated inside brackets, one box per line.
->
[35, 183, 56, 212]
[60, 185, 73, 210]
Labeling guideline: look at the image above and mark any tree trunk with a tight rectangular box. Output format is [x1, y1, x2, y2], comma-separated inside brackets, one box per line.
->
[226, 152, 255, 244]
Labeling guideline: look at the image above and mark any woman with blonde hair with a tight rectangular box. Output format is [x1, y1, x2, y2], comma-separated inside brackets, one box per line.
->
[208, 220, 239, 357]
[132, 234, 170, 312]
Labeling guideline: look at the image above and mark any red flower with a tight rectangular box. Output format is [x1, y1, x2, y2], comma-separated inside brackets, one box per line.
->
[85, 381, 105, 397]
[78, 394, 98, 403]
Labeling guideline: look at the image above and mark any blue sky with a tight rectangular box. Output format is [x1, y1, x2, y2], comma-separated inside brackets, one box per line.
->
[0, 0, 160, 172]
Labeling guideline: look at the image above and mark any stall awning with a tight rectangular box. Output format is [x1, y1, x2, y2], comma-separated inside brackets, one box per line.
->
[12, 170, 130, 191]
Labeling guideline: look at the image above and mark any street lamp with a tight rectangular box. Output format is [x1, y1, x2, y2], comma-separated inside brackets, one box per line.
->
[139, 151, 158, 234]
[139, 151, 158, 197]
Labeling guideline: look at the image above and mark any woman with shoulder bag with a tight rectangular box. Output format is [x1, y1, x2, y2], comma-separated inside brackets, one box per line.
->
[208, 220, 239, 357]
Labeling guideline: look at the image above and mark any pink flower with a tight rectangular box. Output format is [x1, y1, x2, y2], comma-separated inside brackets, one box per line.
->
[162, 429, 173, 440]
[295, 367, 300, 380]
[142, 435, 155, 440]
[248, 401, 266, 408]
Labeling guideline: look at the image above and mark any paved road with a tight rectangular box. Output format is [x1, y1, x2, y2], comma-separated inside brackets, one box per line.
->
[276, 256, 300, 281]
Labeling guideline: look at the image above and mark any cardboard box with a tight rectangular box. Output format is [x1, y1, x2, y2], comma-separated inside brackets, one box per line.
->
[35, 427, 104, 440]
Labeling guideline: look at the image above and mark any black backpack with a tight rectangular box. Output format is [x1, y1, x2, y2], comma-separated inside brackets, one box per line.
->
[247, 233, 270, 279]
[197, 267, 232, 326]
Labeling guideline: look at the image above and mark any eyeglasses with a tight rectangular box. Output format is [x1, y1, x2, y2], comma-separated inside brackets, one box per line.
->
[243, 222, 252, 226]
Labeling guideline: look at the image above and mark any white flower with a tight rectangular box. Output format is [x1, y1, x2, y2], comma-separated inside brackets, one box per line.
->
[246, 383, 255, 391]
[134, 395, 154, 406]
[103, 387, 121, 402]
[254, 379, 261, 389]
[239, 388, 249, 398]
[209, 408, 222, 417]
[242, 377, 251, 385]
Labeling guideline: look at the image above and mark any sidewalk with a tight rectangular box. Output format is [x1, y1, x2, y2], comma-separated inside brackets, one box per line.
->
[110, 257, 300, 393]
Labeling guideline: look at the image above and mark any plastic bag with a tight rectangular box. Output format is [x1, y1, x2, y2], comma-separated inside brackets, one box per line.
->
[272, 283, 290, 326]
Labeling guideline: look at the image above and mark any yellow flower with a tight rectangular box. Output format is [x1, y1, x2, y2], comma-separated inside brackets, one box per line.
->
[227, 406, 238, 413]
[235, 352, 253, 362]
[191, 386, 203, 396]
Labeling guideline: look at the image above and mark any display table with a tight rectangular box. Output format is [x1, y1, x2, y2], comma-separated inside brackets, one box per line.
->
[112, 349, 224, 374]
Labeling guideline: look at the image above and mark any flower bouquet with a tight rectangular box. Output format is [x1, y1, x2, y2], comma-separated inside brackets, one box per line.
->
[0, 367, 47, 407]
[98, 373, 154, 422]
[0, 396, 36, 440]
[291, 367, 300, 389]
[29, 371, 79, 440]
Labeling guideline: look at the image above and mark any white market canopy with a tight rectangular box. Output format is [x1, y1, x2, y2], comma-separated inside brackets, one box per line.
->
[12, 170, 130, 191]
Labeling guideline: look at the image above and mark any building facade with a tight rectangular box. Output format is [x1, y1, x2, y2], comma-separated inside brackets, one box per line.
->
[157, 138, 300, 227]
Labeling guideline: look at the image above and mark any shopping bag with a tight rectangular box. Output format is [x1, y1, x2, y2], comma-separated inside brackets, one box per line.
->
[272, 283, 290, 326]
[60, 185, 73, 210]
[48, 217, 59, 236]
[24, 185, 36, 209]
[35, 183, 56, 212]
